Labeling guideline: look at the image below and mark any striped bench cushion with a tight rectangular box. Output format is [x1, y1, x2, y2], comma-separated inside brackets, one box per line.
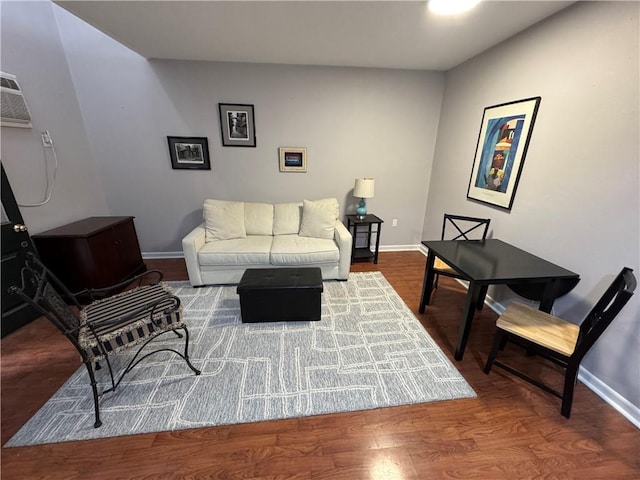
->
[78, 283, 184, 362]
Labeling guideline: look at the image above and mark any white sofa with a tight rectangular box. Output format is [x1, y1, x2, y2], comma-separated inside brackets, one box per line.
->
[182, 198, 353, 286]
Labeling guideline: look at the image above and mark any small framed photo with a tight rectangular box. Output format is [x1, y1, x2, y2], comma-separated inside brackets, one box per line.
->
[218, 103, 256, 147]
[279, 147, 307, 173]
[167, 136, 211, 170]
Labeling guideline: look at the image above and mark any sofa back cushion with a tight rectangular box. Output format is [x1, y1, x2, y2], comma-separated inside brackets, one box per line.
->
[298, 198, 339, 240]
[273, 202, 303, 235]
[203, 199, 246, 241]
[244, 202, 274, 235]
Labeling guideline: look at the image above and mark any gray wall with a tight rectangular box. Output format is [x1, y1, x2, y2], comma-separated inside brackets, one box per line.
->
[0, 1, 108, 232]
[424, 1, 639, 410]
[53, 4, 444, 254]
[2, 1, 638, 418]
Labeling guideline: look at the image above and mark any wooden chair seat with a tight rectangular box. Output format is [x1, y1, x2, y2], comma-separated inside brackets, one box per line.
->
[433, 256, 455, 274]
[485, 267, 636, 418]
[497, 303, 579, 357]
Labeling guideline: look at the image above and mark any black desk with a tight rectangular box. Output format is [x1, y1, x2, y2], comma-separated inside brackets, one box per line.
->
[419, 239, 579, 361]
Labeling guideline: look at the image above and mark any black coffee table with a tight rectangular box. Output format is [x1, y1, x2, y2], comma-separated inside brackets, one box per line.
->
[419, 239, 579, 360]
[236, 267, 323, 323]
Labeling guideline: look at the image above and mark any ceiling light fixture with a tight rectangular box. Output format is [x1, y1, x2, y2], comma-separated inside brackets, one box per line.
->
[428, 0, 482, 15]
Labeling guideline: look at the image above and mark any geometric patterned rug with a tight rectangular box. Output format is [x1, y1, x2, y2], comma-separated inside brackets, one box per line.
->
[5, 272, 475, 447]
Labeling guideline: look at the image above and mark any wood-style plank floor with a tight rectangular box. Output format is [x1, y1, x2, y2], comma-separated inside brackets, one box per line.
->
[2, 252, 638, 479]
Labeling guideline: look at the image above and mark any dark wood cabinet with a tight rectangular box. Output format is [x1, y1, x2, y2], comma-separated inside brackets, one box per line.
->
[32, 216, 146, 293]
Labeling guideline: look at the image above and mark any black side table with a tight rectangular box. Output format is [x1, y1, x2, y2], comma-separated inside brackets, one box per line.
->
[345, 214, 383, 264]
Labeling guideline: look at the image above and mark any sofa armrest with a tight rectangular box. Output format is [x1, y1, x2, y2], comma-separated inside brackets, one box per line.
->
[182, 222, 206, 286]
[334, 221, 353, 280]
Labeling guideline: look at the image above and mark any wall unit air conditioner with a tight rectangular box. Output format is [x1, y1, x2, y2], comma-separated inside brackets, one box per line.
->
[1, 72, 32, 128]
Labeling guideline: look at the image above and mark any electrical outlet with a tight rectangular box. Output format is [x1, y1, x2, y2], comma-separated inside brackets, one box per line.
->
[41, 131, 53, 147]
[392, 218, 398, 227]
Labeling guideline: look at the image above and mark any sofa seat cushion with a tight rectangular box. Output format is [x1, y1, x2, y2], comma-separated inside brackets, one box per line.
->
[270, 234, 339, 265]
[198, 236, 273, 266]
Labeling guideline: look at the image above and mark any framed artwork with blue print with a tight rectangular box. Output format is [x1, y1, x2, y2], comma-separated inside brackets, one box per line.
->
[467, 96, 541, 210]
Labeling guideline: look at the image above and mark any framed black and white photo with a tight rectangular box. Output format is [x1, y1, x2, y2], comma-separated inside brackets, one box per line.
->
[218, 103, 256, 147]
[279, 147, 307, 172]
[167, 136, 211, 170]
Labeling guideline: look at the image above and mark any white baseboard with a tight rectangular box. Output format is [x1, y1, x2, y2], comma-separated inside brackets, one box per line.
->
[379, 244, 423, 252]
[480, 289, 506, 315]
[577, 367, 640, 429]
[142, 244, 639, 428]
[142, 251, 183, 259]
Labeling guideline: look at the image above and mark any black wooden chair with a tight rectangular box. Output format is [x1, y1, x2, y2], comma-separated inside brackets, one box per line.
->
[9, 253, 201, 428]
[484, 267, 636, 418]
[433, 214, 491, 307]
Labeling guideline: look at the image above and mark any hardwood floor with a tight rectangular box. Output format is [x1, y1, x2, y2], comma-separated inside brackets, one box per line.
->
[2, 252, 638, 479]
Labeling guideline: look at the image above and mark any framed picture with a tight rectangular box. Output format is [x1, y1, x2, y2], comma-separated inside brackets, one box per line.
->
[467, 96, 541, 210]
[279, 147, 307, 173]
[218, 103, 256, 147]
[167, 136, 211, 170]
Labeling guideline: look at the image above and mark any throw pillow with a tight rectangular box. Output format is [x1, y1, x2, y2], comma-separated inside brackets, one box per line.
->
[203, 199, 246, 241]
[273, 202, 303, 235]
[298, 198, 339, 240]
[244, 202, 274, 236]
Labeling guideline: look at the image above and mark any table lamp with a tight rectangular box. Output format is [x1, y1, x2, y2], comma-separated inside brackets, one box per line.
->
[354, 178, 375, 219]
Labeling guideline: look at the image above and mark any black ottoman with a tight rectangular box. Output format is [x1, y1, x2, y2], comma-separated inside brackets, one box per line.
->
[236, 267, 323, 323]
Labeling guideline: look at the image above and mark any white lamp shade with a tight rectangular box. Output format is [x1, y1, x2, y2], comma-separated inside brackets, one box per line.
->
[354, 178, 375, 198]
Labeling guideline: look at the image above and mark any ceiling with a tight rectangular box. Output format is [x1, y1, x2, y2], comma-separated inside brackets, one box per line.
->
[55, 1, 575, 71]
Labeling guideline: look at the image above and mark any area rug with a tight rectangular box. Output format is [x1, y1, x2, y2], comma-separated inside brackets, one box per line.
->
[6, 272, 475, 447]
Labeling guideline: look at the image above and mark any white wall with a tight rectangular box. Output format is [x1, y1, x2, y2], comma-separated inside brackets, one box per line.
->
[53, 5, 444, 253]
[425, 2, 639, 410]
[0, 1, 108, 232]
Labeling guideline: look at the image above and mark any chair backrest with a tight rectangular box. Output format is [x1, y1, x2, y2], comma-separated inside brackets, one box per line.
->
[9, 253, 84, 345]
[574, 267, 636, 360]
[441, 214, 491, 242]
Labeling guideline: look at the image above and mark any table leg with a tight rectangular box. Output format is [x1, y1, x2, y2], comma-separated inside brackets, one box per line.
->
[454, 281, 482, 361]
[348, 220, 356, 263]
[540, 278, 561, 313]
[476, 285, 489, 310]
[373, 223, 381, 264]
[419, 251, 436, 314]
